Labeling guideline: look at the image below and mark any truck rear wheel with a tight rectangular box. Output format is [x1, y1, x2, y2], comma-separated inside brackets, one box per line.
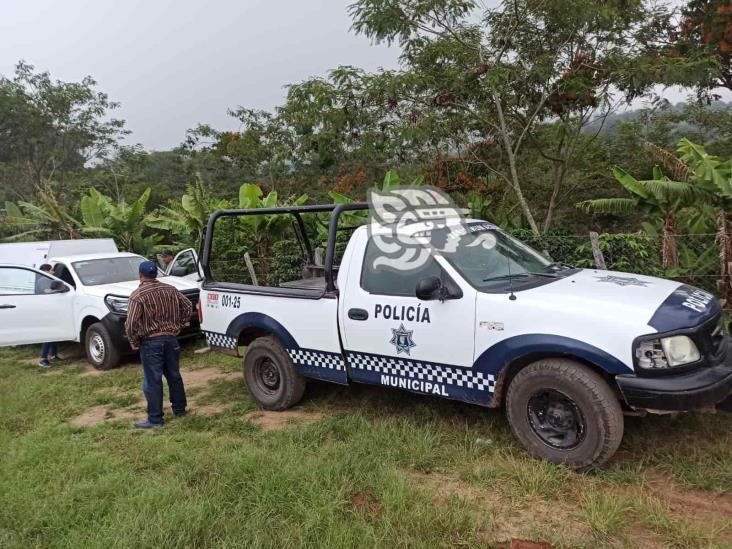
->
[84, 322, 121, 371]
[505, 358, 623, 470]
[243, 336, 306, 411]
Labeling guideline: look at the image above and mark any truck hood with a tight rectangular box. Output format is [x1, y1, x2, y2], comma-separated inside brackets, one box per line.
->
[527, 268, 720, 333]
[82, 277, 199, 298]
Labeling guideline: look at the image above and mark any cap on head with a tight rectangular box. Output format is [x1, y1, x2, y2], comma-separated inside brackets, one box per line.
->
[161, 250, 174, 258]
[39, 263, 53, 272]
[139, 260, 158, 279]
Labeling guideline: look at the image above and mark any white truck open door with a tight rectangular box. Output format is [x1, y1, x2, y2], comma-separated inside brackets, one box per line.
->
[166, 248, 202, 282]
[0, 265, 76, 346]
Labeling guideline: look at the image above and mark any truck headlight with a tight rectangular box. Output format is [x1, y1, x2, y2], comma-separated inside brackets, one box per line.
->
[105, 296, 129, 315]
[661, 335, 700, 366]
[636, 335, 700, 370]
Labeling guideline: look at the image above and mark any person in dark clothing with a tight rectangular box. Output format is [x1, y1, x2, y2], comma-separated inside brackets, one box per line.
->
[37, 264, 63, 368]
[159, 250, 174, 269]
[125, 260, 193, 428]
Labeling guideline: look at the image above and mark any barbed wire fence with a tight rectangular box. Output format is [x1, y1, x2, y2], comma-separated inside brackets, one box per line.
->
[208, 231, 732, 313]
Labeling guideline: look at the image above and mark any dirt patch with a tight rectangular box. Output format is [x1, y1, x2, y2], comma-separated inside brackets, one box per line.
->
[244, 410, 325, 432]
[69, 404, 140, 427]
[79, 363, 107, 376]
[407, 470, 585, 545]
[70, 367, 241, 427]
[348, 490, 383, 518]
[194, 403, 233, 416]
[183, 368, 240, 386]
[643, 470, 732, 520]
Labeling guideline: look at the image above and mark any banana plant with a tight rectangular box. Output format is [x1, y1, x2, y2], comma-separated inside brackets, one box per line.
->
[148, 176, 230, 248]
[80, 187, 161, 255]
[1, 183, 80, 241]
[676, 139, 732, 306]
[577, 166, 708, 269]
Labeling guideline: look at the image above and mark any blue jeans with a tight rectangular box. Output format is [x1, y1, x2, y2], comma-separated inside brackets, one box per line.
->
[139, 336, 187, 424]
[40, 342, 58, 360]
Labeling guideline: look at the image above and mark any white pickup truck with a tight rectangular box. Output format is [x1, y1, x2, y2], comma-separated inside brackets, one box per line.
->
[0, 249, 200, 369]
[198, 202, 731, 469]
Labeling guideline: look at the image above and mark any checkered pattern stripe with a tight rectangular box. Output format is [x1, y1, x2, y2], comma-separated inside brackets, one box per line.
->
[346, 352, 495, 392]
[288, 348, 345, 371]
[203, 331, 237, 350]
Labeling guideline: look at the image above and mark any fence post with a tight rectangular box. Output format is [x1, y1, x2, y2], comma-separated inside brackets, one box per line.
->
[589, 231, 607, 270]
[244, 252, 259, 286]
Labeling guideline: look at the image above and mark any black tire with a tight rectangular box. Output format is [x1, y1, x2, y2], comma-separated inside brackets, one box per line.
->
[84, 322, 121, 371]
[505, 358, 624, 470]
[243, 336, 306, 411]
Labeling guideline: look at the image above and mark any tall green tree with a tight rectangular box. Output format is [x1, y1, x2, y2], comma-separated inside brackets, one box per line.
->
[348, 0, 672, 234]
[0, 61, 127, 201]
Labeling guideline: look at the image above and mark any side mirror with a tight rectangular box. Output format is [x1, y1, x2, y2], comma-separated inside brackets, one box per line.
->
[51, 280, 70, 293]
[416, 276, 443, 301]
[171, 266, 188, 277]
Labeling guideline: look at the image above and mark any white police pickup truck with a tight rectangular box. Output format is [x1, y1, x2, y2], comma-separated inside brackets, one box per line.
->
[0, 252, 200, 370]
[198, 198, 731, 469]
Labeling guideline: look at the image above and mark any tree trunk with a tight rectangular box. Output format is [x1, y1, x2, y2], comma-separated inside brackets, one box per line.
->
[716, 209, 732, 308]
[661, 213, 679, 270]
[492, 93, 540, 236]
[543, 161, 566, 233]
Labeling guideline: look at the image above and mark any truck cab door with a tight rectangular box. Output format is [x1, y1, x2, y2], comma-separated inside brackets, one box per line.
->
[340, 233, 482, 403]
[0, 266, 76, 346]
[166, 249, 202, 281]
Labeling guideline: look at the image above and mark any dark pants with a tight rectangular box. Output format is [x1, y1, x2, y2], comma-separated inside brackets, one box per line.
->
[40, 342, 58, 359]
[140, 336, 187, 424]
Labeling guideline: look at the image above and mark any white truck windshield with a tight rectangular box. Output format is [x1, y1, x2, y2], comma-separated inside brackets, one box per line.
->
[72, 257, 150, 286]
[440, 224, 554, 288]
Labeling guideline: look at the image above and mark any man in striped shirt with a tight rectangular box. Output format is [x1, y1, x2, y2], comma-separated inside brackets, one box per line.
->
[126, 260, 193, 429]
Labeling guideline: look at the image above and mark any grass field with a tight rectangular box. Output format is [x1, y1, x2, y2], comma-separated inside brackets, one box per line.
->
[1, 341, 731, 548]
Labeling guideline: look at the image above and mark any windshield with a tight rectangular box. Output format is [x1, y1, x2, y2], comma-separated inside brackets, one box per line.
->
[439, 223, 555, 289]
[72, 256, 153, 286]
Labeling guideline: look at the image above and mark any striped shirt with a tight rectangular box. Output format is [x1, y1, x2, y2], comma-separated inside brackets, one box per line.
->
[125, 280, 193, 348]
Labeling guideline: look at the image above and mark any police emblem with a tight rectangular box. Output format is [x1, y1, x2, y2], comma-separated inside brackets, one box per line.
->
[595, 275, 650, 287]
[390, 323, 416, 355]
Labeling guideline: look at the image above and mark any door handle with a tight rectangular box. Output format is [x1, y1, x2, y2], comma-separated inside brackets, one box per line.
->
[0, 304, 16, 309]
[348, 308, 368, 321]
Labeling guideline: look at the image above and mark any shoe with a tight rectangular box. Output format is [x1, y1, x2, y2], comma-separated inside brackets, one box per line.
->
[39, 359, 51, 368]
[133, 420, 163, 429]
[50, 355, 64, 362]
[173, 411, 187, 418]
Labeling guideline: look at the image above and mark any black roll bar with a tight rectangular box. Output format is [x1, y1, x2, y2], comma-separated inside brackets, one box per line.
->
[201, 203, 369, 292]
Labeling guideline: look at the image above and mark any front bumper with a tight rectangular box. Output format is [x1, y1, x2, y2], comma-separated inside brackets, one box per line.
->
[616, 337, 732, 411]
[102, 314, 200, 354]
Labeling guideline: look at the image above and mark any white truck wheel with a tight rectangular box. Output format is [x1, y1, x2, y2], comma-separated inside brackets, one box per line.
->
[84, 323, 121, 371]
[505, 358, 624, 470]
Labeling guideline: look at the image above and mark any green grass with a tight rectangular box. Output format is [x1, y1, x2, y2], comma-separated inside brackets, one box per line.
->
[1, 342, 731, 548]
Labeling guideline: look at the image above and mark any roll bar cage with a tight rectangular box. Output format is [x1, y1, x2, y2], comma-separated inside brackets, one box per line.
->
[201, 203, 369, 293]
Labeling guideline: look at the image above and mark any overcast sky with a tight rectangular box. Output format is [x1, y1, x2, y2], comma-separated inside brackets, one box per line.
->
[1, 0, 729, 151]
[0, 0, 401, 150]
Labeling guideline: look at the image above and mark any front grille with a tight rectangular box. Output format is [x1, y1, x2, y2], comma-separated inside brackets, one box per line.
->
[182, 290, 200, 321]
[694, 313, 726, 362]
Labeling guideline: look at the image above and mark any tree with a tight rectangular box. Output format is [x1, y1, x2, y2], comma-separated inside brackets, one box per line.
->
[0, 61, 127, 201]
[577, 166, 705, 268]
[348, 0, 672, 235]
[677, 0, 732, 92]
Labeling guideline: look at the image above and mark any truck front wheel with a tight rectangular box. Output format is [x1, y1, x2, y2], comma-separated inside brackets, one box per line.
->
[505, 358, 624, 470]
[84, 322, 121, 371]
[243, 336, 306, 411]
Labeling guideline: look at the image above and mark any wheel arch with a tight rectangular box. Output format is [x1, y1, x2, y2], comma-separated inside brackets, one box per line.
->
[79, 315, 101, 341]
[476, 334, 632, 408]
[227, 312, 299, 350]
